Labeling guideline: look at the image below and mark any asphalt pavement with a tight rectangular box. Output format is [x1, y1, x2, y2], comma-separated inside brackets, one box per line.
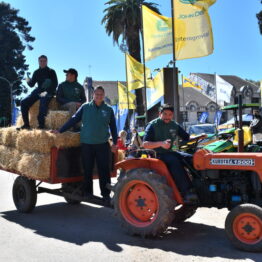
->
[0, 170, 260, 262]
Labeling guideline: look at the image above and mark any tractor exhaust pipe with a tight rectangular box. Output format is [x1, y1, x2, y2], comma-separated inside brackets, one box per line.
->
[237, 94, 244, 152]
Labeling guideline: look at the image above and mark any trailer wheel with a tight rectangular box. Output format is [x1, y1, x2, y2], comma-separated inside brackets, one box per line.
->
[225, 204, 262, 252]
[12, 176, 37, 213]
[172, 205, 197, 225]
[114, 168, 175, 237]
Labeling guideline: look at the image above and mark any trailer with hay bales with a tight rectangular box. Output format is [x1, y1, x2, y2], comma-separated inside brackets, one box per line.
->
[0, 98, 122, 212]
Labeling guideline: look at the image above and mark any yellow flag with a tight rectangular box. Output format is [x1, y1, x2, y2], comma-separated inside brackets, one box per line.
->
[183, 77, 202, 89]
[146, 69, 164, 109]
[173, 0, 216, 60]
[142, 5, 173, 61]
[126, 53, 151, 90]
[118, 82, 136, 109]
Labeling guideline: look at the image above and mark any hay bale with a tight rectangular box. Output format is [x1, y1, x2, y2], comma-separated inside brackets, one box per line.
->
[16, 114, 24, 127]
[16, 129, 56, 153]
[17, 152, 50, 180]
[54, 132, 80, 148]
[0, 129, 4, 145]
[16, 97, 60, 128]
[0, 145, 20, 170]
[45, 111, 70, 130]
[0, 127, 18, 147]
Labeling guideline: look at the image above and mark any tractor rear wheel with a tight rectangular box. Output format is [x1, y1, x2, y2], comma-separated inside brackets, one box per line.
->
[172, 205, 197, 225]
[225, 204, 262, 252]
[12, 176, 37, 213]
[114, 168, 176, 237]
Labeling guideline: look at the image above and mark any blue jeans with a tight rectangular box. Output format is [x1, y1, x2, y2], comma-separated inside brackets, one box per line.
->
[158, 151, 193, 195]
[21, 89, 52, 128]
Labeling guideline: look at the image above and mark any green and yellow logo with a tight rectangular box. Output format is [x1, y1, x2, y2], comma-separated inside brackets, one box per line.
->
[156, 20, 169, 32]
[180, 0, 197, 4]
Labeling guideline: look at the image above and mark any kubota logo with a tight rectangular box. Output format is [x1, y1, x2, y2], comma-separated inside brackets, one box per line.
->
[180, 0, 197, 4]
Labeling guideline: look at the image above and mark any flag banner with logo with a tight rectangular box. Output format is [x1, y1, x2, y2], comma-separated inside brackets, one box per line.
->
[146, 69, 164, 109]
[215, 74, 233, 104]
[183, 76, 202, 89]
[126, 53, 151, 90]
[173, 0, 216, 60]
[118, 81, 136, 110]
[199, 111, 209, 123]
[214, 110, 222, 125]
[112, 104, 129, 133]
[142, 5, 173, 61]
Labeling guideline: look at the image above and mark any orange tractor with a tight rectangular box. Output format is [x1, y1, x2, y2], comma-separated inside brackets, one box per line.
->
[112, 100, 262, 252]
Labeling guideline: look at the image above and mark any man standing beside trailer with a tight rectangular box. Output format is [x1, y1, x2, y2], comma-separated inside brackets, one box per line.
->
[53, 86, 117, 205]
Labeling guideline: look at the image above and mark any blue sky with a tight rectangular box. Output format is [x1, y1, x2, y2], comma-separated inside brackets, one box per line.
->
[6, 0, 262, 86]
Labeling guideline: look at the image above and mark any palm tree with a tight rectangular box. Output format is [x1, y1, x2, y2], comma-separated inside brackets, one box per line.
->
[102, 0, 160, 117]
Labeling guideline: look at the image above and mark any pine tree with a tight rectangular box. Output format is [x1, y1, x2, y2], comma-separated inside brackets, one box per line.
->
[0, 2, 35, 125]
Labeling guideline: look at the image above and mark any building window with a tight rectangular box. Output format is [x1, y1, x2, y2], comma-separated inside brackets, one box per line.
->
[252, 97, 259, 103]
[180, 111, 188, 122]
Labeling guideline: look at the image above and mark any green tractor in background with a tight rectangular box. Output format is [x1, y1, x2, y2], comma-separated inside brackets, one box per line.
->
[204, 103, 260, 153]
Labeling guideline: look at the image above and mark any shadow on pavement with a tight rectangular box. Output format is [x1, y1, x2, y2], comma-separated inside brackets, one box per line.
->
[1, 202, 260, 260]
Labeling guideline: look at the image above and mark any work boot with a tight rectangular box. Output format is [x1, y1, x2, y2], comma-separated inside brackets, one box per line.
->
[16, 124, 31, 131]
[103, 196, 113, 208]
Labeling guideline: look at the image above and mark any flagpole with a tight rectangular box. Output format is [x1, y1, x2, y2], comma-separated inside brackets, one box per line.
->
[124, 54, 130, 125]
[140, 4, 148, 125]
[171, 0, 180, 123]
[214, 72, 218, 127]
[117, 81, 120, 132]
[181, 74, 186, 128]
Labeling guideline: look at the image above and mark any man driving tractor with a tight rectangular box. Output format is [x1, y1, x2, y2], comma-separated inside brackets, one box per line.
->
[143, 104, 198, 202]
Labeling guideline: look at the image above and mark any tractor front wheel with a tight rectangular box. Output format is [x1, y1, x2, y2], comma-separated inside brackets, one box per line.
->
[12, 176, 37, 213]
[114, 168, 176, 237]
[225, 204, 262, 252]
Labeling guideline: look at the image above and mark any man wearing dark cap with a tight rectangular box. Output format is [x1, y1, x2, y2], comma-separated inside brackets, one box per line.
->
[18, 55, 58, 129]
[56, 68, 86, 117]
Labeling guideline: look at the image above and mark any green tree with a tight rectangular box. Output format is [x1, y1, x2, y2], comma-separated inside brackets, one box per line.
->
[101, 0, 160, 117]
[257, 1, 262, 34]
[0, 2, 34, 124]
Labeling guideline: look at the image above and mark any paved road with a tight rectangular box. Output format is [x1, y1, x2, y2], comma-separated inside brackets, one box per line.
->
[0, 170, 260, 262]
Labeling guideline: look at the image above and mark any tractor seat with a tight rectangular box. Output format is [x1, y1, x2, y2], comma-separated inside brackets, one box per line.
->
[233, 126, 252, 147]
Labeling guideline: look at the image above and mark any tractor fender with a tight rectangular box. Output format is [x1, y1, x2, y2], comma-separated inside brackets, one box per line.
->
[115, 158, 183, 204]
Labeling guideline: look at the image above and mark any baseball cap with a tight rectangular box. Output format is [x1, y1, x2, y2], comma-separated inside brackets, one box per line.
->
[63, 68, 78, 77]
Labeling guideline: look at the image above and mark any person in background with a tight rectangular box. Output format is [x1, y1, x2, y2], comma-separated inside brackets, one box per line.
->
[52, 86, 117, 206]
[129, 128, 143, 149]
[250, 109, 262, 144]
[18, 55, 58, 129]
[117, 130, 128, 151]
[56, 68, 86, 117]
[143, 103, 197, 202]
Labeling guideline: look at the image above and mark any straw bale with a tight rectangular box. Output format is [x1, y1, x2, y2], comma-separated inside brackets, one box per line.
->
[54, 132, 80, 148]
[16, 129, 56, 153]
[0, 127, 18, 147]
[16, 98, 60, 128]
[45, 111, 70, 130]
[48, 98, 60, 110]
[0, 145, 20, 170]
[16, 114, 24, 127]
[17, 152, 50, 180]
[0, 129, 4, 145]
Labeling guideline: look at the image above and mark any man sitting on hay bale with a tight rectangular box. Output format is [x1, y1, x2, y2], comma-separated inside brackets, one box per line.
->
[56, 68, 86, 117]
[18, 55, 58, 130]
